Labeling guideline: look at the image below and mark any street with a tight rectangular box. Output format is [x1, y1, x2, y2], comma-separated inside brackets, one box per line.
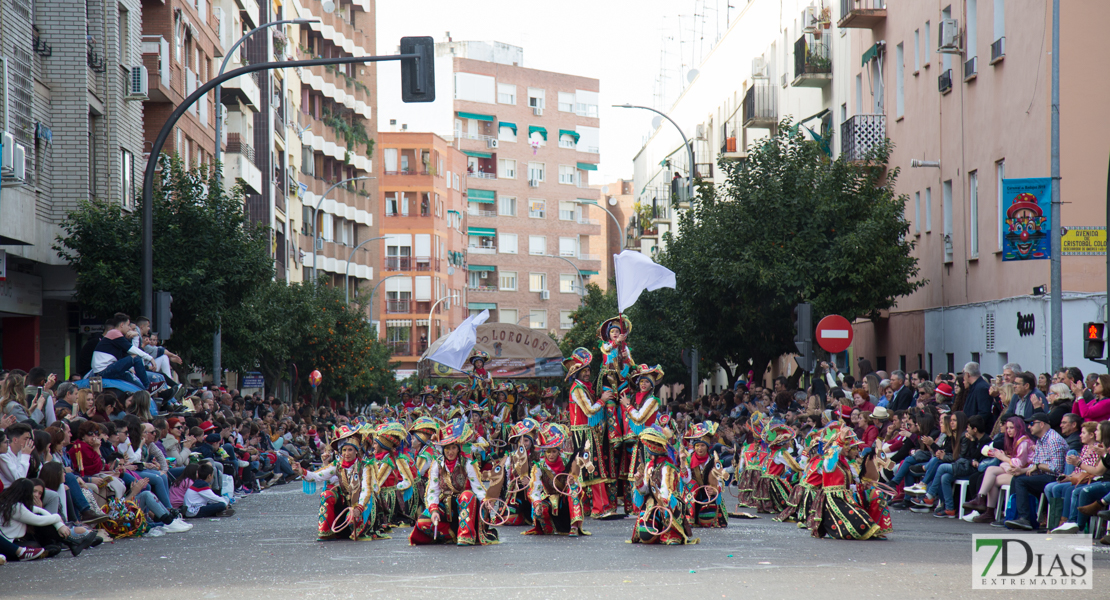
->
[5, 485, 1107, 599]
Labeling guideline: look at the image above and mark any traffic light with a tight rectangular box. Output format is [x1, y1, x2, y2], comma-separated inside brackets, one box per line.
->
[400, 36, 435, 103]
[794, 302, 813, 371]
[155, 291, 173, 341]
[1083, 322, 1105, 360]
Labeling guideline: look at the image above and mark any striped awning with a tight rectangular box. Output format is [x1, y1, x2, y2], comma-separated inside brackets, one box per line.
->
[463, 150, 493, 159]
[458, 111, 494, 122]
[467, 227, 496, 236]
[468, 302, 497, 310]
[468, 264, 496, 272]
[386, 320, 412, 327]
[468, 189, 495, 202]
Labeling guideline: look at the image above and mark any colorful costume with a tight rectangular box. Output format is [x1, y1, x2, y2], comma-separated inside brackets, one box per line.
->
[776, 430, 822, 526]
[564, 347, 614, 516]
[682, 422, 728, 528]
[370, 422, 417, 530]
[465, 350, 494, 409]
[753, 423, 798, 514]
[303, 426, 378, 541]
[733, 413, 768, 512]
[809, 426, 882, 540]
[630, 426, 697, 545]
[502, 419, 541, 526]
[523, 423, 591, 536]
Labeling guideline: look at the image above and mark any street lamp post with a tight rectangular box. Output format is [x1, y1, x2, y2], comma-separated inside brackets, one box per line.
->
[572, 198, 625, 250]
[313, 176, 373, 284]
[367, 274, 403, 332]
[613, 104, 696, 201]
[544, 254, 585, 298]
[427, 293, 459, 340]
[345, 236, 389, 304]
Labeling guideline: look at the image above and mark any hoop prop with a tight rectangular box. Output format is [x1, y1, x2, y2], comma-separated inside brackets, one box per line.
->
[479, 498, 510, 526]
[506, 474, 531, 495]
[692, 485, 720, 505]
[872, 481, 898, 500]
[488, 438, 507, 450]
[552, 473, 574, 496]
[639, 505, 673, 537]
[331, 506, 353, 533]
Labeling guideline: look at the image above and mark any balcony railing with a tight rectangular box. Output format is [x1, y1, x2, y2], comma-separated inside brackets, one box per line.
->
[577, 217, 600, 225]
[469, 207, 498, 217]
[468, 245, 497, 255]
[227, 133, 257, 167]
[414, 258, 440, 272]
[385, 169, 430, 176]
[387, 341, 411, 356]
[939, 69, 953, 93]
[468, 171, 497, 180]
[990, 37, 1005, 64]
[385, 256, 412, 271]
[468, 284, 498, 292]
[694, 163, 714, 179]
[578, 253, 601, 261]
[743, 84, 776, 128]
[794, 36, 832, 87]
[385, 300, 412, 314]
[964, 57, 977, 80]
[838, 0, 887, 29]
[840, 114, 886, 163]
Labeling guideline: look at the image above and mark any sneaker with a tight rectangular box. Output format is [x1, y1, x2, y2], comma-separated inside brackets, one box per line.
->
[911, 496, 935, 508]
[146, 527, 166, 537]
[17, 546, 46, 561]
[1050, 522, 1080, 534]
[1005, 517, 1034, 530]
[990, 519, 1008, 528]
[905, 483, 927, 494]
[962, 510, 980, 522]
[909, 505, 932, 513]
[933, 509, 956, 519]
[163, 519, 192, 533]
[238, 486, 253, 495]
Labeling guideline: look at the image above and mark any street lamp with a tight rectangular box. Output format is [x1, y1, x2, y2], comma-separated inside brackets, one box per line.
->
[313, 176, 373, 283]
[212, 19, 317, 167]
[571, 198, 625, 250]
[613, 104, 697, 201]
[428, 293, 460, 340]
[367, 274, 403, 332]
[544, 254, 585, 298]
[345, 236, 389, 303]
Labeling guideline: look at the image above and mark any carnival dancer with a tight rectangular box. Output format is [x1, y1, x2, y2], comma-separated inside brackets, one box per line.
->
[754, 422, 799, 514]
[732, 412, 768, 514]
[400, 387, 417, 411]
[857, 447, 894, 538]
[776, 427, 822, 527]
[370, 422, 416, 530]
[521, 423, 594, 536]
[407, 417, 441, 517]
[564, 347, 615, 517]
[596, 315, 636, 397]
[619, 364, 664, 514]
[502, 418, 541, 526]
[490, 383, 515, 442]
[630, 426, 698, 545]
[465, 350, 495, 408]
[418, 386, 438, 413]
[294, 425, 377, 541]
[682, 422, 728, 528]
[409, 419, 502, 546]
[809, 426, 882, 540]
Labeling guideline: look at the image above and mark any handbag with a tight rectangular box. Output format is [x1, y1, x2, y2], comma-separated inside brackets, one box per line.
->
[1067, 470, 1093, 486]
[912, 449, 931, 463]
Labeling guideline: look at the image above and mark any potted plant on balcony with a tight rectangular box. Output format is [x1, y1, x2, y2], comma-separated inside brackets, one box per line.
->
[272, 30, 288, 59]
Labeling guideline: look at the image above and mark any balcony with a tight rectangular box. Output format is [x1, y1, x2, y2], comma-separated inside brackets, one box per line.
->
[578, 253, 601, 262]
[939, 69, 953, 94]
[963, 57, 977, 81]
[385, 299, 413, 314]
[220, 63, 260, 109]
[793, 36, 833, 88]
[694, 163, 714, 179]
[225, 134, 263, 194]
[577, 216, 600, 226]
[838, 0, 886, 29]
[990, 37, 1005, 65]
[468, 284, 498, 292]
[743, 84, 777, 129]
[385, 169, 430, 176]
[274, 111, 285, 139]
[385, 256, 412, 271]
[840, 114, 886, 164]
[414, 257, 441, 272]
[387, 341, 411, 356]
[469, 206, 498, 217]
[468, 245, 497, 255]
[468, 171, 497, 180]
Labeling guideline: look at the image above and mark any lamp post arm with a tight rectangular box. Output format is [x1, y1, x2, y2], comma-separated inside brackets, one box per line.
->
[613, 104, 696, 200]
[368, 274, 404, 334]
[545, 254, 585, 298]
[575, 200, 626, 251]
[345, 236, 389, 304]
[313, 176, 372, 284]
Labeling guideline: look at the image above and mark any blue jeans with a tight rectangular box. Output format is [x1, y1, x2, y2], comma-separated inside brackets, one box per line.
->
[979, 458, 1000, 471]
[928, 463, 957, 507]
[136, 469, 171, 510]
[96, 355, 151, 389]
[135, 490, 169, 521]
[168, 467, 186, 484]
[920, 457, 943, 487]
[64, 472, 91, 514]
[1062, 450, 1079, 475]
[274, 454, 295, 478]
[1044, 481, 1074, 520]
[1075, 481, 1110, 529]
[187, 500, 227, 518]
[892, 454, 927, 486]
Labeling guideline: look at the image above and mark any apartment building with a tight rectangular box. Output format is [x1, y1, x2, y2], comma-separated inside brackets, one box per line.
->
[0, 0, 145, 373]
[379, 40, 601, 339]
[595, 179, 635, 291]
[843, 0, 1110, 376]
[378, 132, 468, 376]
[295, 0, 378, 306]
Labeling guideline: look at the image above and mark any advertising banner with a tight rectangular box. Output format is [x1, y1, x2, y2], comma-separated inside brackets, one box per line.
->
[419, 323, 565, 379]
[1001, 178, 1052, 261]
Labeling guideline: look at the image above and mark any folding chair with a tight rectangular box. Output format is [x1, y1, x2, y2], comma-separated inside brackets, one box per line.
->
[955, 480, 971, 520]
[995, 484, 1011, 522]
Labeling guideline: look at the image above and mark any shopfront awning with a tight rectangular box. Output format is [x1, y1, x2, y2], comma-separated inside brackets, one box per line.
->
[463, 150, 493, 159]
[458, 111, 494, 122]
[468, 189, 496, 203]
[467, 264, 496, 272]
[576, 162, 598, 171]
[468, 302, 497, 310]
[499, 121, 518, 134]
[467, 227, 496, 236]
[528, 125, 548, 140]
[559, 129, 581, 142]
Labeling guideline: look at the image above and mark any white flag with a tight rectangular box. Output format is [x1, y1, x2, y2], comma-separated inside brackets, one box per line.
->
[425, 309, 489, 371]
[613, 250, 676, 312]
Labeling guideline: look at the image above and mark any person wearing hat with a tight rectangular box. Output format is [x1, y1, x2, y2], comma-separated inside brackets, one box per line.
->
[681, 422, 728, 528]
[732, 413, 768, 514]
[369, 422, 416, 532]
[464, 350, 495, 409]
[809, 426, 882, 540]
[503, 418, 541, 526]
[399, 387, 416, 411]
[409, 418, 501, 546]
[596, 315, 636, 399]
[776, 427, 825, 527]
[618, 364, 665, 514]
[753, 423, 800, 514]
[522, 423, 593, 537]
[293, 425, 375, 541]
[563, 347, 615, 518]
[630, 425, 697, 545]
[489, 383, 515, 442]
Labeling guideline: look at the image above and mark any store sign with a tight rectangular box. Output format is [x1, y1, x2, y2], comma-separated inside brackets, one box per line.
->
[1060, 226, 1106, 256]
[0, 271, 42, 316]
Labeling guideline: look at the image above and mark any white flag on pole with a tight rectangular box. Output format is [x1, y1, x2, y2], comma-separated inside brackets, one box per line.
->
[613, 250, 676, 312]
[425, 309, 489, 371]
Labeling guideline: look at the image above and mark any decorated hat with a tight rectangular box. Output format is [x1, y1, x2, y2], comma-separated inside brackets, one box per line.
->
[684, 421, 718, 444]
[1006, 192, 1043, 219]
[762, 422, 796, 448]
[536, 422, 568, 449]
[541, 386, 559, 398]
[562, 347, 593, 381]
[509, 418, 540, 440]
[420, 385, 437, 399]
[374, 421, 408, 450]
[436, 417, 474, 447]
[632, 364, 665, 387]
[409, 416, 441, 440]
[399, 386, 413, 398]
[328, 424, 362, 452]
[597, 315, 632, 343]
[469, 349, 490, 366]
[748, 412, 768, 438]
[639, 425, 671, 455]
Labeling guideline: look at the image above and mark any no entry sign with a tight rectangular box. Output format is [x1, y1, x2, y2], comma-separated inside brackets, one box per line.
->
[815, 315, 853, 354]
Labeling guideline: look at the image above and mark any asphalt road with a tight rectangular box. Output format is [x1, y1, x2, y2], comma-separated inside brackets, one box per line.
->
[4, 485, 1108, 599]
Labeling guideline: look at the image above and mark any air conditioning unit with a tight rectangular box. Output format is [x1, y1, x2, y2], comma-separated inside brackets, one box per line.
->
[528, 179, 540, 188]
[803, 5, 818, 33]
[1, 133, 26, 183]
[540, 290, 550, 300]
[533, 107, 543, 116]
[938, 18, 961, 53]
[694, 124, 706, 140]
[487, 139, 499, 149]
[751, 56, 768, 78]
[128, 65, 149, 100]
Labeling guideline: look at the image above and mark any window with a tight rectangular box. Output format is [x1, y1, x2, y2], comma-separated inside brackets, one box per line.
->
[499, 271, 517, 291]
[529, 273, 546, 292]
[559, 134, 576, 149]
[924, 21, 931, 64]
[943, 179, 953, 262]
[558, 165, 576, 185]
[914, 191, 921, 234]
[529, 199, 546, 219]
[895, 43, 905, 118]
[529, 310, 546, 330]
[497, 83, 516, 105]
[500, 308, 518, 324]
[574, 90, 599, 117]
[121, 149, 134, 208]
[969, 170, 979, 259]
[528, 235, 546, 255]
[941, 9, 952, 72]
[499, 233, 518, 254]
[560, 310, 574, 330]
[558, 237, 577, 257]
[914, 29, 920, 72]
[993, 0, 1005, 44]
[559, 201, 576, 221]
[854, 74, 862, 115]
[454, 173, 460, 190]
[925, 187, 933, 232]
[499, 196, 516, 216]
[967, 0, 979, 63]
[498, 158, 516, 179]
[499, 124, 517, 143]
[558, 92, 575, 112]
[527, 88, 545, 110]
[559, 274, 577, 294]
[996, 160, 1005, 251]
[528, 162, 545, 182]
[119, 7, 130, 63]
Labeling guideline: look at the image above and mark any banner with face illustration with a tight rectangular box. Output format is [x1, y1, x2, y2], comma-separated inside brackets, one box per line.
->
[1001, 178, 1052, 261]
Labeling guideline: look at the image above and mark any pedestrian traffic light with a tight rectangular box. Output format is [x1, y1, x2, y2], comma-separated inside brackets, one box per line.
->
[794, 302, 813, 371]
[400, 36, 435, 103]
[1083, 322, 1105, 360]
[155, 291, 173, 341]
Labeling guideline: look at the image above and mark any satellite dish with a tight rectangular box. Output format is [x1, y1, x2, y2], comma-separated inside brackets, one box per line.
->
[651, 116, 663, 129]
[687, 69, 700, 83]
[447, 266, 455, 275]
[321, 0, 336, 13]
[608, 196, 618, 206]
[601, 186, 609, 194]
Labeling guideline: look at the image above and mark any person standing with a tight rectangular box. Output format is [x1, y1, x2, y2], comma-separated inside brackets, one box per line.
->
[564, 348, 613, 518]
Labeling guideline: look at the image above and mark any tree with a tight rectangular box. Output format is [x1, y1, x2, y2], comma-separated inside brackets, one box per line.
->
[658, 121, 923, 387]
[54, 157, 273, 369]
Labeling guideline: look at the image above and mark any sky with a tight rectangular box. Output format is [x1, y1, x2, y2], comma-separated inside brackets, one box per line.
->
[377, 0, 741, 186]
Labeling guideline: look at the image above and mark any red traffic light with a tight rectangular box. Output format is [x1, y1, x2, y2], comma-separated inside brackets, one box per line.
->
[1087, 322, 1105, 341]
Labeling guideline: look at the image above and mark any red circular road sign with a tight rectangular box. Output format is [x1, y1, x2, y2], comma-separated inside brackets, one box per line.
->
[815, 315, 854, 354]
